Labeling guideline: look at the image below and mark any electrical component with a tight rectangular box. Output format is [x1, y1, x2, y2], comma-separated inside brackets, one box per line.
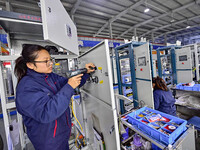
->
[126, 92, 133, 97]
[92, 76, 99, 83]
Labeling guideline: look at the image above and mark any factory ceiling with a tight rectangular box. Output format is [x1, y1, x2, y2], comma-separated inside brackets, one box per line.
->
[0, 0, 200, 43]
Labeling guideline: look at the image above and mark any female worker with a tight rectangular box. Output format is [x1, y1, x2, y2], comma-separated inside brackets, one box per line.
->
[152, 76, 176, 116]
[15, 44, 95, 150]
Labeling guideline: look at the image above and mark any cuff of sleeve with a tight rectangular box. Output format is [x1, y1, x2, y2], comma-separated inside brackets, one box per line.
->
[63, 83, 75, 96]
[84, 73, 90, 79]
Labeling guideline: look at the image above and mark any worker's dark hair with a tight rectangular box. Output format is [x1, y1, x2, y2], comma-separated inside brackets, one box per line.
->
[152, 76, 168, 91]
[14, 44, 46, 83]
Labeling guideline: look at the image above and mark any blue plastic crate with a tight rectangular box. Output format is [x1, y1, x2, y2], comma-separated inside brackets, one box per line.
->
[176, 83, 184, 90]
[152, 143, 162, 150]
[192, 84, 200, 91]
[176, 83, 181, 88]
[183, 86, 193, 91]
[176, 83, 200, 91]
[127, 107, 187, 145]
[188, 116, 200, 131]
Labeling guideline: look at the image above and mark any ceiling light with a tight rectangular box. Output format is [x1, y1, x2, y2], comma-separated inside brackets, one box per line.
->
[170, 19, 175, 23]
[144, 8, 150, 13]
[144, 0, 150, 13]
[186, 25, 191, 29]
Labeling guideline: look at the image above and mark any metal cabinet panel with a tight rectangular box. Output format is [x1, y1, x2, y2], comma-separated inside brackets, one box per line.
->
[40, 0, 79, 55]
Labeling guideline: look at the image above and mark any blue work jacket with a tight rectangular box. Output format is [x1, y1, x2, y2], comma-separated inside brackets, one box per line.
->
[16, 68, 89, 150]
[153, 89, 176, 116]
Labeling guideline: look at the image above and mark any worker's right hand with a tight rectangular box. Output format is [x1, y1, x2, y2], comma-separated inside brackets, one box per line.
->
[68, 74, 83, 89]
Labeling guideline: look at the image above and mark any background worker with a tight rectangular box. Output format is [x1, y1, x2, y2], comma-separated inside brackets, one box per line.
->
[152, 76, 176, 116]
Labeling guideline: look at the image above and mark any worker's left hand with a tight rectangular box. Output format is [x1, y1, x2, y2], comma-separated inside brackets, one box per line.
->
[85, 63, 96, 73]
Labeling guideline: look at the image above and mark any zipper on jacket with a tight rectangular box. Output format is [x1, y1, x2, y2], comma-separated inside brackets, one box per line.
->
[53, 120, 57, 137]
[44, 75, 58, 138]
[66, 112, 71, 137]
[45, 75, 56, 94]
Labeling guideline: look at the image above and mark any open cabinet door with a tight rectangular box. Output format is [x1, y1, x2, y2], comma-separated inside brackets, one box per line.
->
[134, 43, 154, 108]
[79, 40, 120, 150]
[40, 0, 79, 55]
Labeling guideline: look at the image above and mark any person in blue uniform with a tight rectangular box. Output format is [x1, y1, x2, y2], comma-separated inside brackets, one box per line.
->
[15, 44, 95, 150]
[152, 76, 176, 116]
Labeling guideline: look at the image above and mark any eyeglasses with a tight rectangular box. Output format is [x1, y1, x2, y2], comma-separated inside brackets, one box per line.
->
[32, 58, 53, 67]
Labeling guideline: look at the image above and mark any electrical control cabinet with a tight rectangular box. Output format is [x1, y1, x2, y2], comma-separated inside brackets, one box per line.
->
[183, 43, 200, 81]
[157, 46, 192, 85]
[176, 47, 193, 83]
[134, 43, 154, 108]
[78, 40, 120, 150]
[115, 42, 154, 114]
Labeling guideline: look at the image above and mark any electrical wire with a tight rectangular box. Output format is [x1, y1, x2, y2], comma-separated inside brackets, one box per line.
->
[71, 98, 106, 150]
[70, 98, 86, 148]
[75, 132, 79, 148]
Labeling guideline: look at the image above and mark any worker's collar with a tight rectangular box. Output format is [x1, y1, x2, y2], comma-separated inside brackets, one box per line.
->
[26, 68, 50, 78]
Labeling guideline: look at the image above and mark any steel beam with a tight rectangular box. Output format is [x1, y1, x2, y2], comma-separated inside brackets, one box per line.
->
[75, 14, 107, 24]
[7, 0, 40, 11]
[134, 28, 137, 37]
[75, 14, 161, 34]
[166, 29, 200, 41]
[141, 14, 200, 38]
[70, 0, 82, 15]
[93, 0, 145, 37]
[117, 0, 200, 38]
[61, 1, 73, 8]
[109, 22, 113, 39]
[155, 23, 200, 39]
[151, 32, 154, 43]
[5, 0, 12, 12]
